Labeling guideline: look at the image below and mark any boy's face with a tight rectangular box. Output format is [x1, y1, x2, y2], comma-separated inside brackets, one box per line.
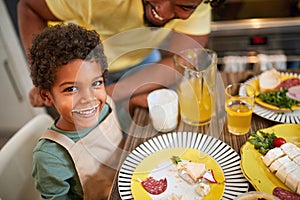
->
[43, 59, 107, 131]
[142, 0, 202, 27]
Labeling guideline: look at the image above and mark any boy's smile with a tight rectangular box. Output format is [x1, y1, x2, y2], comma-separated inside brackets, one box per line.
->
[72, 103, 100, 116]
[44, 59, 107, 131]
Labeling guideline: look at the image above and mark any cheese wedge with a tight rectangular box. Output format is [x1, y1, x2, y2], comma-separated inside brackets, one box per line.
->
[177, 162, 206, 182]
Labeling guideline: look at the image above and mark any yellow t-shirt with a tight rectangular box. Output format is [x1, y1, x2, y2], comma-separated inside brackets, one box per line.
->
[46, 0, 211, 71]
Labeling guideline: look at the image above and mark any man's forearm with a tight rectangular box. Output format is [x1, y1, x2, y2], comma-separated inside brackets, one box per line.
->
[17, 0, 57, 56]
[106, 56, 180, 102]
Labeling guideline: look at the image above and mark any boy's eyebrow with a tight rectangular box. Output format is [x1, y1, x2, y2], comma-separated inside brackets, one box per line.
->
[59, 81, 76, 88]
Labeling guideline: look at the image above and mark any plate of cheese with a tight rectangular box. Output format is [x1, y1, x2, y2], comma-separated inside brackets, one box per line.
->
[240, 124, 300, 195]
[118, 132, 249, 200]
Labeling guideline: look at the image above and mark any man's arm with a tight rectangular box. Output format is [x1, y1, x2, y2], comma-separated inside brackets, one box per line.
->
[18, 0, 61, 107]
[17, 0, 59, 55]
[106, 32, 208, 107]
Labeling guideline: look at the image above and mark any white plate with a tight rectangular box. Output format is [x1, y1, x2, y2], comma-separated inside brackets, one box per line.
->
[244, 72, 300, 124]
[118, 132, 249, 199]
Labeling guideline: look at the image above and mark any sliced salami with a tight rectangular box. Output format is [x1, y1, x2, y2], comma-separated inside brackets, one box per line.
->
[273, 187, 300, 200]
[141, 176, 167, 195]
[277, 78, 300, 90]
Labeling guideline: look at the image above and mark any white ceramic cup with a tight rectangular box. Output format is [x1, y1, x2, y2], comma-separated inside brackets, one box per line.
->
[147, 89, 178, 132]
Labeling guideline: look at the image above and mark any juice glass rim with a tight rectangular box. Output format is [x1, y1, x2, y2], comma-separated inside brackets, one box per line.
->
[225, 83, 256, 99]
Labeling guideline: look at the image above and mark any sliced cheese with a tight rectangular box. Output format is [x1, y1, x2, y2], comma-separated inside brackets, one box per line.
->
[258, 142, 300, 194]
[293, 155, 300, 166]
[280, 143, 298, 153]
[263, 147, 285, 167]
[269, 155, 291, 173]
[285, 169, 300, 192]
[275, 161, 298, 183]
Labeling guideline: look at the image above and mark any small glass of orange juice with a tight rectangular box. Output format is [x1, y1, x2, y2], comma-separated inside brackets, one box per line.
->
[225, 83, 255, 135]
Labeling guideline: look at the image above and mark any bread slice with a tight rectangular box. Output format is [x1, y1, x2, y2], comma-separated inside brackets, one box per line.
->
[259, 68, 281, 93]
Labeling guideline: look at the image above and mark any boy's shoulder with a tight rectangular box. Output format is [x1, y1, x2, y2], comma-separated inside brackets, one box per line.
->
[33, 137, 70, 161]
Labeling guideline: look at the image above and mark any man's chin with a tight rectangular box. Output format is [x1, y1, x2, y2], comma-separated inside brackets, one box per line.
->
[143, 15, 166, 28]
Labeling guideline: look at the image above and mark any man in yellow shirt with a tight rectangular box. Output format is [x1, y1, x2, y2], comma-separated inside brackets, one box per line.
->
[18, 0, 224, 130]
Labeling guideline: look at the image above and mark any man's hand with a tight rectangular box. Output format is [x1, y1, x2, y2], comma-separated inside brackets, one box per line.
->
[29, 87, 44, 107]
[128, 93, 149, 116]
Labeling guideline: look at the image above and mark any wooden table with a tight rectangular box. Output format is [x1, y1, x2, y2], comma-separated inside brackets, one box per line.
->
[108, 70, 299, 200]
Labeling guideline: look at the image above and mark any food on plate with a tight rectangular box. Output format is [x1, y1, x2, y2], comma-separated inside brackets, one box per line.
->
[195, 182, 211, 197]
[170, 155, 225, 198]
[257, 88, 299, 111]
[256, 68, 300, 110]
[262, 147, 285, 167]
[248, 130, 278, 155]
[277, 78, 300, 90]
[236, 191, 280, 200]
[287, 85, 300, 102]
[141, 176, 167, 195]
[273, 137, 287, 147]
[259, 68, 281, 93]
[273, 187, 300, 200]
[176, 161, 206, 183]
[163, 193, 183, 200]
[262, 142, 300, 195]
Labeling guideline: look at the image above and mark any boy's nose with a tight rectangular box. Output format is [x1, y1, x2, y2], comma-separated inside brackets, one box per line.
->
[79, 89, 95, 104]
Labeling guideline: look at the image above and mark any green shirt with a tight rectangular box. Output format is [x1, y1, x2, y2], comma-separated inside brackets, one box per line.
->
[32, 104, 110, 199]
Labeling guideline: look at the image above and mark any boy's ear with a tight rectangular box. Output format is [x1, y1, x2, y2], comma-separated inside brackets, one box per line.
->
[39, 89, 53, 107]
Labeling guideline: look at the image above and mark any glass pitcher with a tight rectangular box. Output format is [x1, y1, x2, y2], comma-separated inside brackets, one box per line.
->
[174, 49, 218, 126]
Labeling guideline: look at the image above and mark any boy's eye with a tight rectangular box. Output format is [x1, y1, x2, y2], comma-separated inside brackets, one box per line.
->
[63, 86, 78, 93]
[92, 80, 103, 87]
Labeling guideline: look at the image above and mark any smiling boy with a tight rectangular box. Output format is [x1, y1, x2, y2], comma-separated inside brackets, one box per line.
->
[29, 24, 123, 199]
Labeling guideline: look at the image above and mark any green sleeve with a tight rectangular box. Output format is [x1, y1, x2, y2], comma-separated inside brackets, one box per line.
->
[32, 143, 83, 199]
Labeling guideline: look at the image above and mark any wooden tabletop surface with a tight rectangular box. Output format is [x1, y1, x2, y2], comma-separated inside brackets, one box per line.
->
[108, 69, 300, 200]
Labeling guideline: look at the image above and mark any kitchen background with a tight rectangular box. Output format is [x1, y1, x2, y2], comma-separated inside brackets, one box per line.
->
[1, 0, 300, 148]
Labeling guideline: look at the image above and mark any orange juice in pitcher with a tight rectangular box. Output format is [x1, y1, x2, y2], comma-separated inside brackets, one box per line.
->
[178, 77, 213, 125]
[174, 49, 217, 126]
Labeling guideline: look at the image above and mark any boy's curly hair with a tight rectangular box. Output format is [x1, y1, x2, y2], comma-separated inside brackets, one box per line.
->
[29, 23, 108, 90]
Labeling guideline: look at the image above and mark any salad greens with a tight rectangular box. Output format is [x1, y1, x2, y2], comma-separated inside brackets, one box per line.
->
[258, 88, 299, 111]
[247, 130, 277, 155]
[171, 156, 182, 165]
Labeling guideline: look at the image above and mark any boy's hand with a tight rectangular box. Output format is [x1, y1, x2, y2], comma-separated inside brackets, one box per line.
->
[29, 87, 45, 107]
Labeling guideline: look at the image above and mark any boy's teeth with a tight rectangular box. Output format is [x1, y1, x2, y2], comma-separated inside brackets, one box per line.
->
[152, 9, 164, 20]
[72, 104, 99, 115]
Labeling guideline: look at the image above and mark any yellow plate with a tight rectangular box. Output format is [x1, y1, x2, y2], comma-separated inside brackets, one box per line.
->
[118, 132, 249, 199]
[240, 124, 300, 194]
[248, 73, 300, 111]
[131, 148, 225, 200]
